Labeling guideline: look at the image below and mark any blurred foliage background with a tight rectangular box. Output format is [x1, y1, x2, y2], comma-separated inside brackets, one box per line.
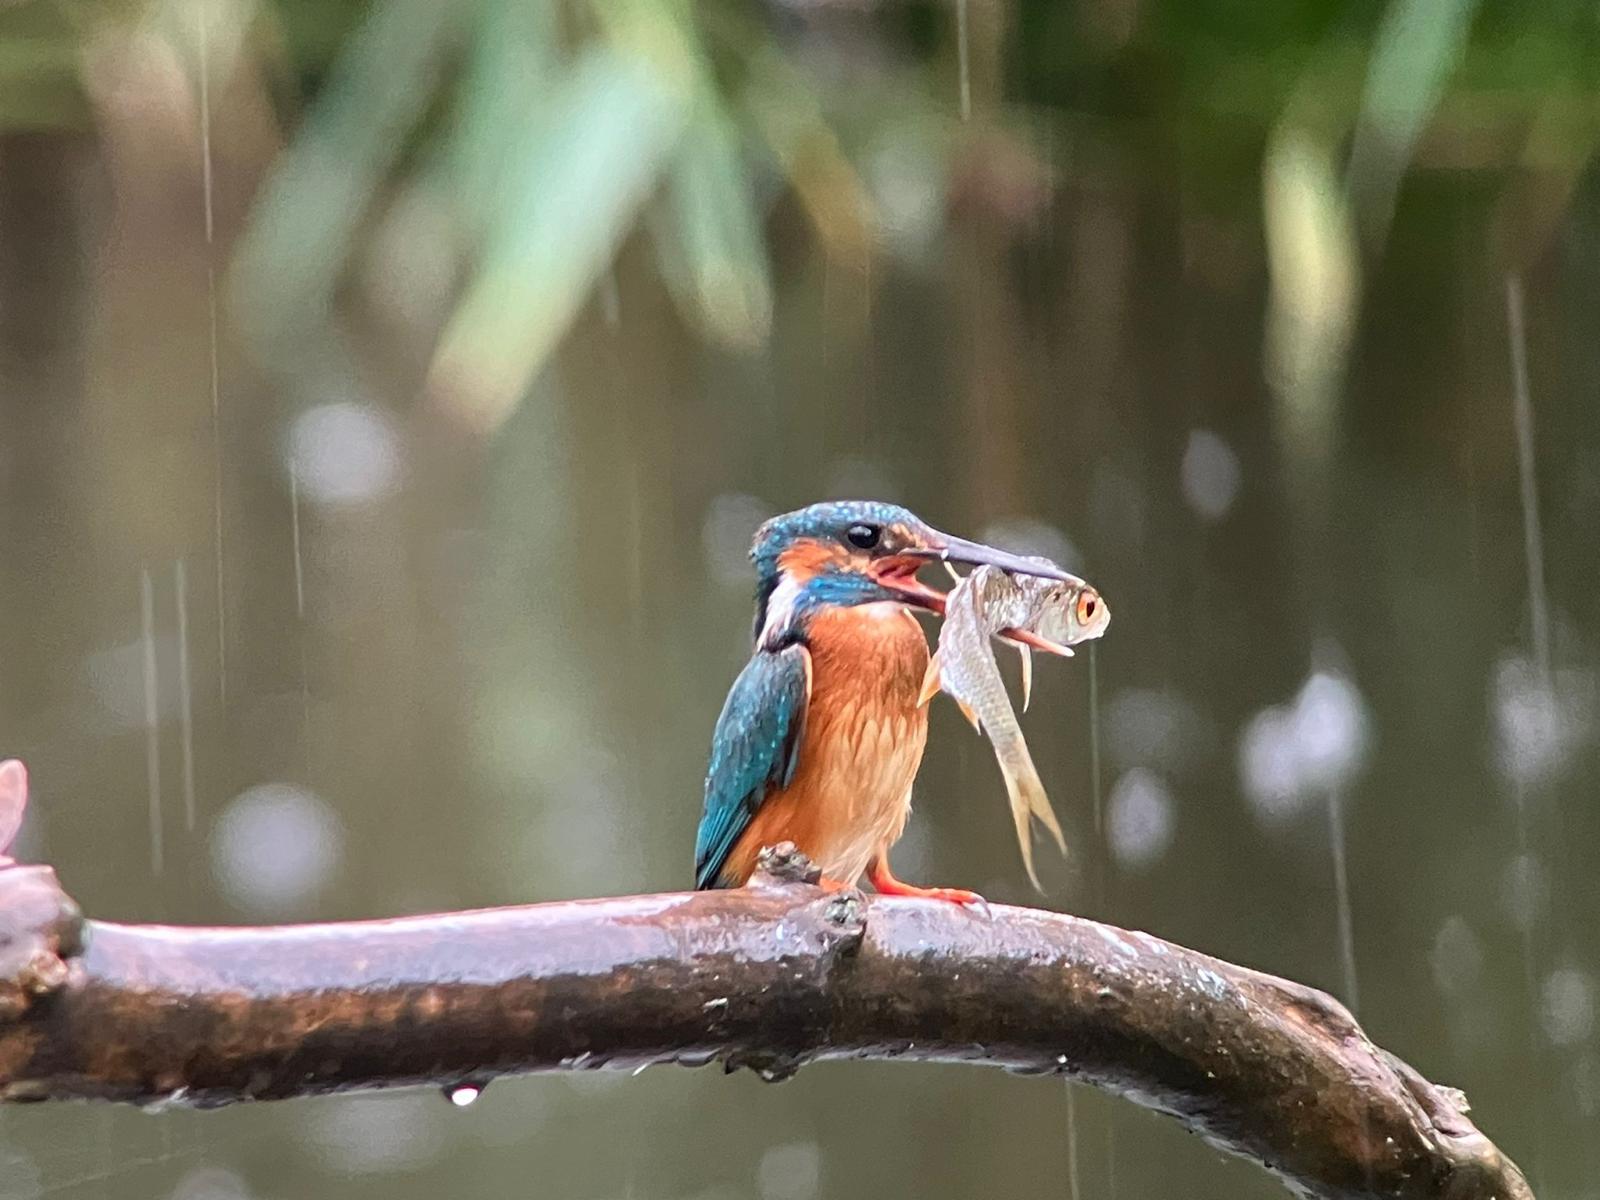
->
[1, 0, 1598, 1196]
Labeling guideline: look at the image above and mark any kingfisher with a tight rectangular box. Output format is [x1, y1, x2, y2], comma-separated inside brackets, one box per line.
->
[693, 500, 1074, 904]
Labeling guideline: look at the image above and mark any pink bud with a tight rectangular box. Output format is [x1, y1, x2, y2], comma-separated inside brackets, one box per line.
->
[0, 759, 28, 859]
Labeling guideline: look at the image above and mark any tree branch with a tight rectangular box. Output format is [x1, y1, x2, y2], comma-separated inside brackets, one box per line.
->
[0, 838, 1529, 1200]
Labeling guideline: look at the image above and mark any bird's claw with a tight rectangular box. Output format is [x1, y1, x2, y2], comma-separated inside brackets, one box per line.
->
[914, 887, 990, 916]
[867, 858, 990, 913]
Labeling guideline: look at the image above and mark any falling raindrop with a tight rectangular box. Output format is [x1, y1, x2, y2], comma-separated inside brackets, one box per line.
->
[197, 2, 214, 247]
[1495, 275, 1563, 1171]
[289, 464, 305, 620]
[955, 0, 971, 120]
[1064, 1084, 1081, 1200]
[1235, 665, 1370, 1015]
[1087, 643, 1115, 1199]
[1504, 275, 1550, 681]
[209, 292, 226, 713]
[1327, 788, 1359, 1013]
[622, 454, 646, 649]
[198, 0, 226, 711]
[174, 559, 197, 832]
[1088, 644, 1103, 843]
[289, 462, 312, 775]
[141, 567, 163, 875]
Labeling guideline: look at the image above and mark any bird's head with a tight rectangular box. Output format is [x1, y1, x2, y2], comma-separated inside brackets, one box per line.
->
[747, 500, 1073, 646]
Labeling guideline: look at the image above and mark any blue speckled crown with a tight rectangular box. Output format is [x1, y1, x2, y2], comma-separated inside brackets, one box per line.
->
[749, 500, 919, 578]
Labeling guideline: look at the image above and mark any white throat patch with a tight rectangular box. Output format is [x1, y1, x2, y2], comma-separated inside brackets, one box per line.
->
[759, 574, 805, 646]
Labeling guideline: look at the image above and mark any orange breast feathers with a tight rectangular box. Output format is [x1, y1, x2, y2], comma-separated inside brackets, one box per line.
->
[723, 604, 932, 886]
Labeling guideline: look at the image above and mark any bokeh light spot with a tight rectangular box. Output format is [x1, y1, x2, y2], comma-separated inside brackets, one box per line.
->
[1180, 429, 1241, 521]
[212, 783, 344, 915]
[286, 402, 402, 507]
[1107, 768, 1175, 870]
[758, 1141, 822, 1200]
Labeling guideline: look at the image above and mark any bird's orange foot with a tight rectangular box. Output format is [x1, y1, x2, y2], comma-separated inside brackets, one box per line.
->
[882, 882, 988, 908]
[868, 857, 988, 910]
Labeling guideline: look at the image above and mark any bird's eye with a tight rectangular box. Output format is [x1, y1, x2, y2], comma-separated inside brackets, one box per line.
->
[846, 523, 881, 550]
[1076, 592, 1099, 623]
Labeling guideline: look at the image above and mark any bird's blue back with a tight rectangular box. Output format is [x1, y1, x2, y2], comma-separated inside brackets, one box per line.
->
[694, 644, 809, 889]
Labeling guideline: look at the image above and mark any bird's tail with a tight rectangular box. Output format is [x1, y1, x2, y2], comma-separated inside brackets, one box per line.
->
[998, 742, 1067, 892]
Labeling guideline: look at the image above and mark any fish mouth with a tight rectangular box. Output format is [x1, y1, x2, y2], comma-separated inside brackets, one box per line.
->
[1000, 627, 1076, 657]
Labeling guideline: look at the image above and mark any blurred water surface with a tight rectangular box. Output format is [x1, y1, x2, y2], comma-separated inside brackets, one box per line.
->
[0, 1, 1597, 1197]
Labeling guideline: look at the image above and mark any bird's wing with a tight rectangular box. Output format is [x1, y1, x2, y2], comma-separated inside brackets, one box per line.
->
[694, 642, 812, 889]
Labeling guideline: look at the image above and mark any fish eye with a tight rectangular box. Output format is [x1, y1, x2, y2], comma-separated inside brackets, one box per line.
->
[846, 523, 881, 550]
[1076, 592, 1099, 623]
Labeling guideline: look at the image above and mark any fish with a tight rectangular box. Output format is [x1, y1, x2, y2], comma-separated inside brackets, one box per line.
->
[918, 559, 1110, 889]
[0, 759, 26, 866]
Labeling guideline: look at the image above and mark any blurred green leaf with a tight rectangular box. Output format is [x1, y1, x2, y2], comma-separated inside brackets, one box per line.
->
[656, 95, 773, 350]
[228, 0, 462, 361]
[448, 0, 558, 238]
[0, 5, 90, 129]
[1348, 0, 1481, 244]
[1263, 124, 1359, 456]
[427, 45, 690, 433]
[742, 44, 873, 272]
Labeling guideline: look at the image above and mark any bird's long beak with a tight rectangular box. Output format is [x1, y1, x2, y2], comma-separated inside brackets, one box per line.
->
[870, 529, 1071, 614]
[911, 533, 1075, 581]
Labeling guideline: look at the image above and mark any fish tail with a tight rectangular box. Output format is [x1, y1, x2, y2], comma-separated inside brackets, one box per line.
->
[1034, 783, 1068, 857]
[998, 741, 1067, 892]
[1003, 770, 1044, 891]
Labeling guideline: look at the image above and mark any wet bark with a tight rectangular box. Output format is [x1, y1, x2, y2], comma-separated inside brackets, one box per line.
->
[0, 846, 1531, 1200]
